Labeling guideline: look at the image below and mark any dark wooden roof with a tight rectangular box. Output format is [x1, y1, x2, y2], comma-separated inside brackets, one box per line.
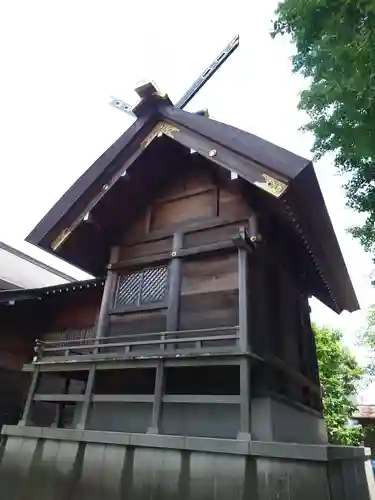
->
[26, 91, 359, 314]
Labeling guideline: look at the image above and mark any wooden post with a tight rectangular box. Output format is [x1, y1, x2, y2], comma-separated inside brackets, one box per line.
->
[238, 231, 251, 440]
[166, 233, 183, 351]
[147, 361, 164, 434]
[166, 232, 183, 331]
[248, 214, 258, 241]
[19, 366, 40, 426]
[76, 366, 96, 430]
[95, 246, 120, 349]
[237, 357, 251, 440]
[238, 247, 249, 352]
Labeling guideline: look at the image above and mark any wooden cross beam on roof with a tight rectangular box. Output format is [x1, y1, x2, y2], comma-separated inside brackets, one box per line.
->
[109, 34, 239, 117]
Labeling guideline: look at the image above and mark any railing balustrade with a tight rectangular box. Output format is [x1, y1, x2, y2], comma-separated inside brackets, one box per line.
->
[34, 326, 240, 361]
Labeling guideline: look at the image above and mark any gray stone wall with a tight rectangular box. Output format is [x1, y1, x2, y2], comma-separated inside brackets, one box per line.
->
[251, 397, 328, 444]
[160, 403, 239, 438]
[0, 426, 374, 500]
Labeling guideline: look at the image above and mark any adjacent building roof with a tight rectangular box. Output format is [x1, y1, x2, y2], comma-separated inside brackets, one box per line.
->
[25, 85, 359, 314]
[0, 277, 104, 304]
[353, 405, 375, 421]
[0, 240, 77, 290]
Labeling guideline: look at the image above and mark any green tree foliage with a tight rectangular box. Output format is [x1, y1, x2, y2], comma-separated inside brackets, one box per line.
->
[272, 0, 375, 257]
[359, 305, 375, 376]
[314, 323, 363, 445]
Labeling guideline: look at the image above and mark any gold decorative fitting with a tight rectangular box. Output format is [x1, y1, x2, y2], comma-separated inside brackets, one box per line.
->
[51, 228, 71, 251]
[208, 149, 217, 157]
[254, 174, 288, 198]
[141, 122, 180, 149]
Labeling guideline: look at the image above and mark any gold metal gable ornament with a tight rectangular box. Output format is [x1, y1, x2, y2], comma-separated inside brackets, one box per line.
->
[141, 122, 180, 149]
[254, 174, 288, 198]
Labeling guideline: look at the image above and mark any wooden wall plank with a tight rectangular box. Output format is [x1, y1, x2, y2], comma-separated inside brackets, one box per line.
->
[150, 190, 217, 231]
[119, 238, 172, 261]
[179, 291, 239, 331]
[109, 310, 167, 337]
[47, 290, 102, 333]
[219, 186, 251, 220]
[181, 254, 238, 296]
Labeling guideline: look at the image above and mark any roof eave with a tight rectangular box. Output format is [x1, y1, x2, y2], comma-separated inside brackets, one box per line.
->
[26, 111, 161, 251]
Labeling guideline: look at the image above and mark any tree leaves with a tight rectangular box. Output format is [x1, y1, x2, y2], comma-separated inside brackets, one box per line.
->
[314, 323, 363, 445]
[273, 0, 375, 258]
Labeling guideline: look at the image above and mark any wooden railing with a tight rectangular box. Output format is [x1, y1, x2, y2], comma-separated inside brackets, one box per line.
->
[34, 326, 240, 362]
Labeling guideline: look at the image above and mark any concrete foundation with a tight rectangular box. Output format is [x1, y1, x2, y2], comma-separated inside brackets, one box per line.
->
[251, 397, 328, 444]
[0, 425, 374, 500]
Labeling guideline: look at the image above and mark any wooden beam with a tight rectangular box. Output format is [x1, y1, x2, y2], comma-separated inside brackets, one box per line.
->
[76, 365, 95, 430]
[33, 394, 85, 402]
[147, 361, 164, 434]
[123, 216, 249, 246]
[43, 333, 239, 354]
[42, 326, 239, 347]
[111, 239, 234, 270]
[179, 240, 233, 258]
[19, 366, 40, 425]
[37, 344, 241, 366]
[92, 394, 153, 403]
[109, 302, 167, 315]
[163, 394, 241, 404]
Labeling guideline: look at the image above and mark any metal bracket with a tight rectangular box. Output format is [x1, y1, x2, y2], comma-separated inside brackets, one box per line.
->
[109, 96, 136, 116]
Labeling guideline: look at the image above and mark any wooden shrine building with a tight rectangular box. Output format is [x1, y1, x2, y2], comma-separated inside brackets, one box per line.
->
[0, 84, 372, 500]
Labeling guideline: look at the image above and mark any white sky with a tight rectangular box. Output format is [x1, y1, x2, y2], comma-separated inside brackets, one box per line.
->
[1, 1, 374, 381]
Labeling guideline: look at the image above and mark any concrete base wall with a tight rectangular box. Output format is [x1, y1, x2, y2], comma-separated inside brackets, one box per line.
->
[252, 397, 328, 444]
[0, 426, 374, 500]
[160, 403, 239, 438]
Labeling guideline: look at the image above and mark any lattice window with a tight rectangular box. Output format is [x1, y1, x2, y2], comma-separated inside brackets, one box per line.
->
[114, 266, 168, 308]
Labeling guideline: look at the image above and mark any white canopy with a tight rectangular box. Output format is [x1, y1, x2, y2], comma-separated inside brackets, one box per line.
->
[0, 240, 90, 290]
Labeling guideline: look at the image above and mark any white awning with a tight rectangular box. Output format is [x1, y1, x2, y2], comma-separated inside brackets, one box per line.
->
[0, 240, 91, 289]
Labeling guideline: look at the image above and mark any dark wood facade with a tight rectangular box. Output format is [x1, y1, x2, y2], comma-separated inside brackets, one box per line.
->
[0, 87, 358, 444]
[1, 155, 323, 440]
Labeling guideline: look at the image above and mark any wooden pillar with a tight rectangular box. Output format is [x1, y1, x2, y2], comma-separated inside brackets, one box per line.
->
[56, 376, 71, 428]
[238, 358, 251, 440]
[19, 366, 40, 426]
[166, 232, 183, 332]
[147, 361, 164, 434]
[302, 297, 323, 412]
[76, 366, 95, 430]
[95, 246, 120, 348]
[166, 233, 183, 350]
[238, 229, 251, 440]
[238, 246, 249, 352]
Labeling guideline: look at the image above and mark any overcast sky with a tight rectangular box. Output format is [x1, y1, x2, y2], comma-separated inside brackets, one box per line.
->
[1, 1, 374, 363]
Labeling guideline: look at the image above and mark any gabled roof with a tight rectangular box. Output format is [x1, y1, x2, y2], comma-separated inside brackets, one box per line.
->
[26, 86, 359, 314]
